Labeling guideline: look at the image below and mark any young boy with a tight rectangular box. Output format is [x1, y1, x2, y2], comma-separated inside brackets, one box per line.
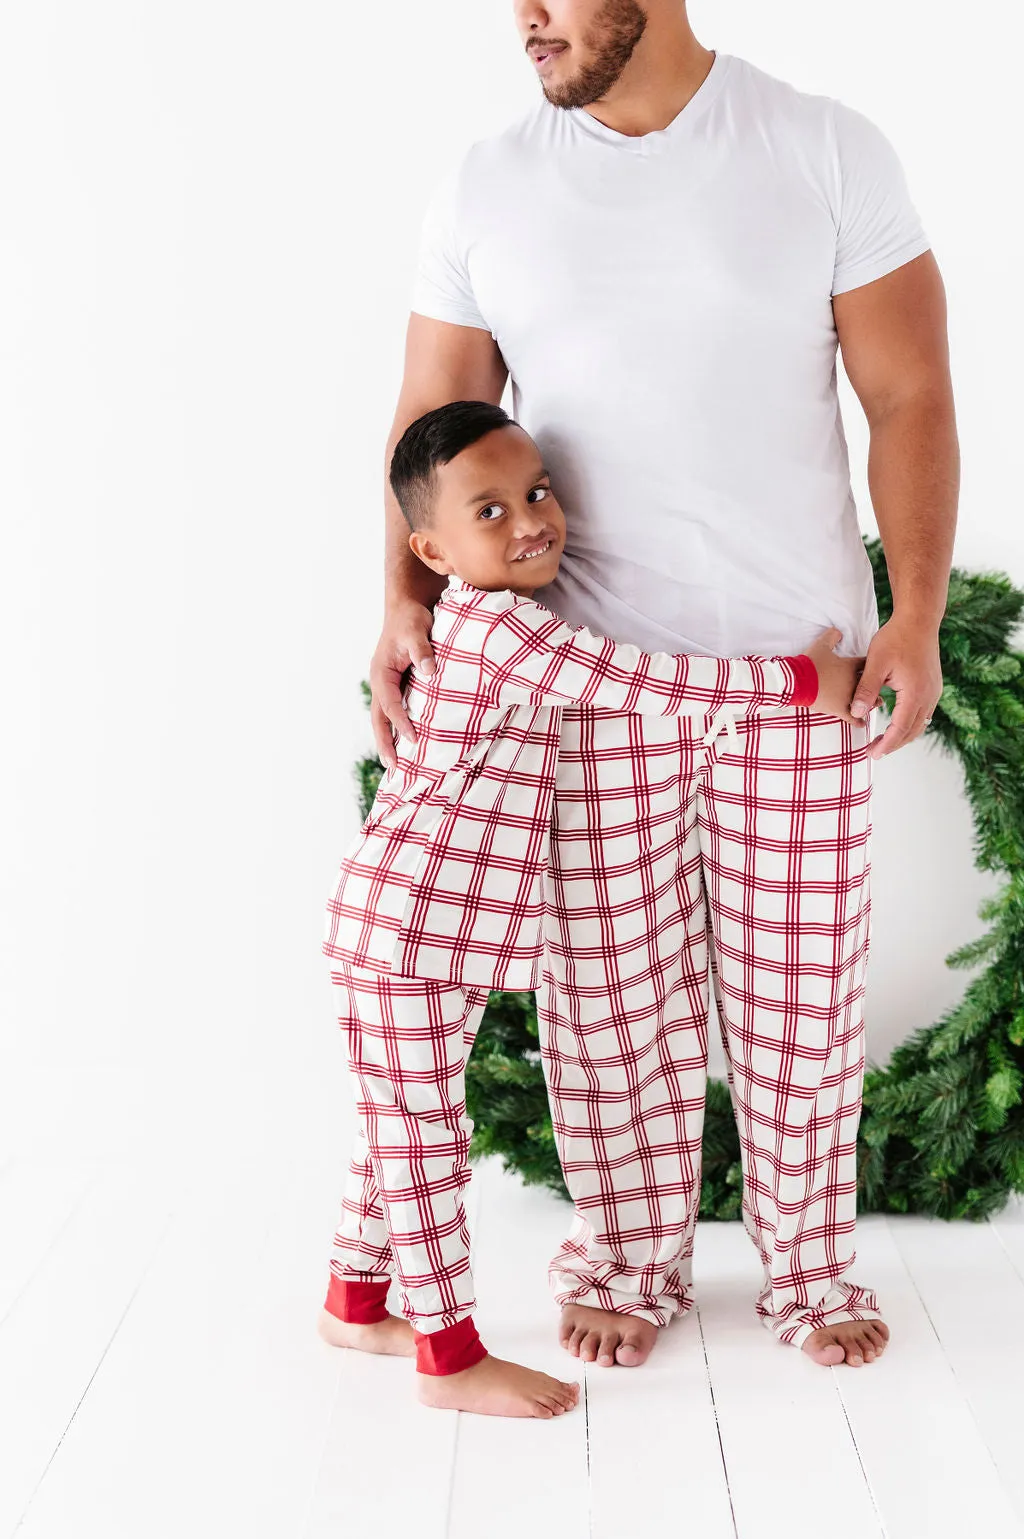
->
[318, 399, 863, 1420]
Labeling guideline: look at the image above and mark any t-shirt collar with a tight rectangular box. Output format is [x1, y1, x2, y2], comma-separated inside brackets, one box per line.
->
[564, 49, 733, 156]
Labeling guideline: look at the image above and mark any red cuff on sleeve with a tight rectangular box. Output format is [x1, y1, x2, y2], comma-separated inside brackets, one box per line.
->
[782, 654, 819, 708]
[414, 1315, 489, 1376]
[324, 1274, 391, 1325]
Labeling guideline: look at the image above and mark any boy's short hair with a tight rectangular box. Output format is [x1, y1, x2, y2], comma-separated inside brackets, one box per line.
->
[389, 400, 514, 530]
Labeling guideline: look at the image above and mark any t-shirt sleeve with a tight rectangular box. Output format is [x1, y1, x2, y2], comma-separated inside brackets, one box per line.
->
[830, 100, 931, 297]
[409, 164, 492, 331]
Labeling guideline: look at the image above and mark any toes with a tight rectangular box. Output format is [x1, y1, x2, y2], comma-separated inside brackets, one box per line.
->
[855, 1326, 876, 1359]
[547, 1382, 576, 1410]
[566, 1327, 587, 1358]
[852, 1328, 873, 1362]
[804, 1320, 888, 1367]
[597, 1331, 618, 1367]
[579, 1330, 602, 1363]
[860, 1323, 888, 1361]
[804, 1331, 846, 1365]
[616, 1326, 656, 1367]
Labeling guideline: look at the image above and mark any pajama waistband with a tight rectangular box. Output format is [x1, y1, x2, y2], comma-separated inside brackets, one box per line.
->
[702, 706, 742, 750]
[700, 657, 794, 751]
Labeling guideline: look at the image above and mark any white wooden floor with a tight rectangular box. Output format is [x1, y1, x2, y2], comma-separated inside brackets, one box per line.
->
[3, 1137, 1024, 1539]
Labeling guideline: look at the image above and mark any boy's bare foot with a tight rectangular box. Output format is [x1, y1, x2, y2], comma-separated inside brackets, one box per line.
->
[417, 1353, 580, 1418]
[317, 1306, 416, 1358]
[802, 1318, 890, 1367]
[559, 1304, 659, 1367]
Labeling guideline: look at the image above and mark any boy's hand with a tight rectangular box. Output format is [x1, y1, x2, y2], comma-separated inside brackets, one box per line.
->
[804, 627, 872, 725]
[369, 599, 436, 770]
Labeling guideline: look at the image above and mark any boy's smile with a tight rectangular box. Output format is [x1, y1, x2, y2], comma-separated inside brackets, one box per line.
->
[407, 423, 567, 596]
[512, 534, 557, 563]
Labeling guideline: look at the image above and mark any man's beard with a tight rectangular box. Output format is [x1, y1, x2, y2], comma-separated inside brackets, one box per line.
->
[542, 0, 648, 111]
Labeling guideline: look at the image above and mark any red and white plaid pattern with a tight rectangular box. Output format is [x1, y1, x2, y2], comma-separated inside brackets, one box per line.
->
[325, 963, 491, 1334]
[322, 577, 813, 990]
[538, 703, 880, 1348]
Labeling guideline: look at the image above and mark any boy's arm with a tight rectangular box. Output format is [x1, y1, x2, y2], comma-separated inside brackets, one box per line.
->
[479, 600, 818, 715]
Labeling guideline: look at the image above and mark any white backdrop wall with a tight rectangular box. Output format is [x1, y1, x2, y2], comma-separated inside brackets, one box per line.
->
[1, 2, 1019, 1165]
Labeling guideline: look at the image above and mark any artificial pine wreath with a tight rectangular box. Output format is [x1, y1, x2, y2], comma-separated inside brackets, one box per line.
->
[352, 537, 1024, 1220]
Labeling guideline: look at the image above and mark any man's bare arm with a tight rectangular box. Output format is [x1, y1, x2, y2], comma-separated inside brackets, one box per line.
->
[834, 250, 960, 756]
[370, 313, 509, 766]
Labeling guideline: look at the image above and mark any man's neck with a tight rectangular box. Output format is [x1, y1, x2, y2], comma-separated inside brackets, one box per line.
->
[580, 34, 716, 139]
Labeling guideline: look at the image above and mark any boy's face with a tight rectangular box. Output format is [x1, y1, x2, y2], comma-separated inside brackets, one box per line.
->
[408, 425, 566, 595]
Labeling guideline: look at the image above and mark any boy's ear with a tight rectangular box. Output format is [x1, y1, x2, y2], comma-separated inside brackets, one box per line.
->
[408, 529, 453, 576]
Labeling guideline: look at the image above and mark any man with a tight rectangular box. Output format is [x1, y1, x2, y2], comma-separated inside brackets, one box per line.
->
[368, 1, 959, 1370]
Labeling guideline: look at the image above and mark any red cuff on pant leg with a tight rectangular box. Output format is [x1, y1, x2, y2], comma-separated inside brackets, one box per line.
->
[782, 654, 819, 708]
[414, 1315, 488, 1376]
[324, 1273, 391, 1324]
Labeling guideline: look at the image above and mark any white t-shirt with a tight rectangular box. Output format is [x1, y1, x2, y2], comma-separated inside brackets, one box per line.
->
[409, 50, 931, 659]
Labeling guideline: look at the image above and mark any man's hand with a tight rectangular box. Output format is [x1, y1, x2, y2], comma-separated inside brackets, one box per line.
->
[850, 614, 944, 759]
[369, 599, 436, 769]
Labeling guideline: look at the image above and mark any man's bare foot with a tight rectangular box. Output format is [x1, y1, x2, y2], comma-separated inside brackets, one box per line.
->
[317, 1306, 416, 1358]
[417, 1354, 580, 1418]
[802, 1318, 890, 1367]
[559, 1304, 659, 1367]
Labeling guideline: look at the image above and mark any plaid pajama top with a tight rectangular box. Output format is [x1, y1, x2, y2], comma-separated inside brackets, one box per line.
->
[321, 576, 818, 990]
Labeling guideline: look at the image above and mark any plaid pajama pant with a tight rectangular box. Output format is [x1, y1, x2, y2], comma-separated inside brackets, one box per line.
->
[538, 701, 880, 1349]
[325, 965, 490, 1336]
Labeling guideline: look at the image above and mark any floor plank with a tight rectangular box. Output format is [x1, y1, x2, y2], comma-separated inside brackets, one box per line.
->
[0, 1157, 98, 1329]
[9, 1133, 1024, 1539]
[300, 1147, 489, 1539]
[10, 1132, 357, 1539]
[180, 1143, 361, 1539]
[888, 1213, 1024, 1530]
[0, 1158, 178, 1537]
[987, 1195, 1024, 1279]
[694, 1221, 884, 1539]
[446, 1159, 589, 1539]
[585, 1292, 736, 1539]
[829, 1216, 1019, 1538]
